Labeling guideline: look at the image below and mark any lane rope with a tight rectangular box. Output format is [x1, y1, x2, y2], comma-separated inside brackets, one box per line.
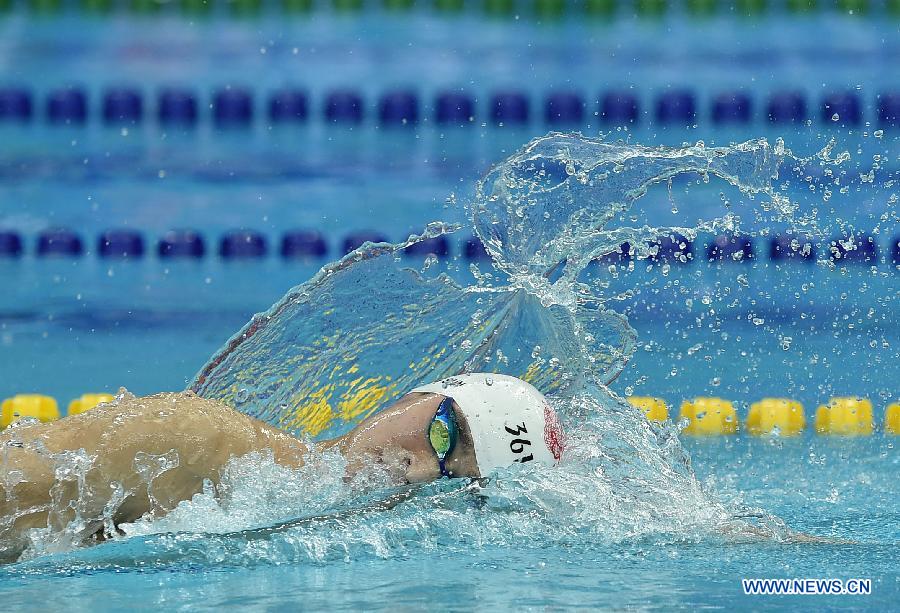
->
[2, 229, 898, 265]
[1, 87, 898, 128]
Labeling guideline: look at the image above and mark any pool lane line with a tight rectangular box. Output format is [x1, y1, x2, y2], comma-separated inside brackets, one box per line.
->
[2, 87, 899, 129]
[5, 0, 900, 18]
[2, 229, 898, 265]
[3, 393, 899, 434]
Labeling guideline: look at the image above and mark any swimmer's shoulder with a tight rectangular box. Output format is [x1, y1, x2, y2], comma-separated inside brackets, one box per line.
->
[63, 388, 245, 432]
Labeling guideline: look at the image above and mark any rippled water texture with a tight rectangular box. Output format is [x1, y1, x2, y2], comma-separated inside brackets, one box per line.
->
[192, 134, 803, 434]
[2, 133, 859, 571]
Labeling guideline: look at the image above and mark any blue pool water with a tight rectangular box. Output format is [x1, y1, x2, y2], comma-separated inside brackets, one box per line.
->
[0, 434, 896, 610]
[1, 7, 899, 611]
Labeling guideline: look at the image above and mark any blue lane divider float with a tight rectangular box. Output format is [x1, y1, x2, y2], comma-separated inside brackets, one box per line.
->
[103, 88, 143, 124]
[767, 91, 807, 124]
[341, 230, 390, 254]
[98, 229, 145, 258]
[600, 91, 640, 124]
[404, 233, 451, 257]
[463, 235, 489, 259]
[706, 234, 754, 261]
[281, 229, 328, 258]
[325, 90, 365, 125]
[0, 230, 24, 257]
[219, 230, 268, 258]
[769, 234, 817, 261]
[158, 229, 206, 258]
[158, 88, 198, 125]
[36, 228, 84, 257]
[0, 87, 899, 128]
[490, 91, 531, 125]
[878, 93, 900, 125]
[711, 91, 753, 124]
[1, 230, 899, 266]
[656, 89, 696, 125]
[648, 232, 693, 262]
[46, 87, 87, 125]
[435, 91, 475, 125]
[0, 87, 33, 121]
[269, 89, 309, 123]
[828, 233, 879, 264]
[822, 90, 862, 126]
[214, 88, 254, 127]
[545, 92, 585, 125]
[379, 91, 419, 126]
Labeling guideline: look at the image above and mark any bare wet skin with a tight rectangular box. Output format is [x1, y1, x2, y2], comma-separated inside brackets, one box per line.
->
[0, 387, 844, 563]
[0, 389, 480, 563]
[0, 390, 309, 562]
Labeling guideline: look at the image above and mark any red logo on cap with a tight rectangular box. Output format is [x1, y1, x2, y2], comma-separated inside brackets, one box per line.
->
[543, 403, 565, 462]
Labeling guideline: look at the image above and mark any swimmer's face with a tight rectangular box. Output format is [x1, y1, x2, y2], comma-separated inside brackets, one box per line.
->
[339, 393, 480, 484]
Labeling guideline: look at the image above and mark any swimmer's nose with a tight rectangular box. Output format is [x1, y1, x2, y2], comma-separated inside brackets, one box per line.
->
[379, 448, 420, 484]
[402, 451, 442, 483]
[378, 450, 442, 485]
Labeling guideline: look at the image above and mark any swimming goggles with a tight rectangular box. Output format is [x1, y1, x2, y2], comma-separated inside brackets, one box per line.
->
[427, 396, 458, 478]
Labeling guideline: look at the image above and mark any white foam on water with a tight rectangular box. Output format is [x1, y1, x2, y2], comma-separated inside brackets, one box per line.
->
[5, 133, 854, 567]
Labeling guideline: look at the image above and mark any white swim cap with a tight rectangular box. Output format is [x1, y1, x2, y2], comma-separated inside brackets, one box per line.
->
[412, 373, 565, 476]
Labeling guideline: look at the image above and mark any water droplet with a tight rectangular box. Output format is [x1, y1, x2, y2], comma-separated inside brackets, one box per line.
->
[485, 376, 494, 386]
[235, 388, 250, 404]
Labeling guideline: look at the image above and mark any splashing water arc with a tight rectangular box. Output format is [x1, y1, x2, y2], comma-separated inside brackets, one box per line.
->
[1, 133, 810, 565]
[191, 133, 791, 440]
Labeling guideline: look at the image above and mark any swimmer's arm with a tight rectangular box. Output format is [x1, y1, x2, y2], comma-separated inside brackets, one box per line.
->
[718, 521, 857, 545]
[1, 394, 308, 541]
[240, 486, 419, 539]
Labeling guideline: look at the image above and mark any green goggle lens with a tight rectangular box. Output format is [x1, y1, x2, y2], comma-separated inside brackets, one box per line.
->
[429, 419, 452, 457]
[427, 396, 458, 475]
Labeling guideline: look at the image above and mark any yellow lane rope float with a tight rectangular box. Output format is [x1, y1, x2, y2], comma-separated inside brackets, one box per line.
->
[2, 392, 898, 436]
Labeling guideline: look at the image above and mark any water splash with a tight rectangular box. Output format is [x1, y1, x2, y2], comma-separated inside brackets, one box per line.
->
[4, 133, 819, 566]
[191, 134, 801, 439]
[2, 391, 792, 571]
[471, 134, 792, 287]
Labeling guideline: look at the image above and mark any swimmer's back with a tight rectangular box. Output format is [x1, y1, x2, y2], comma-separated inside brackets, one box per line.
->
[6, 389, 305, 467]
[0, 390, 306, 562]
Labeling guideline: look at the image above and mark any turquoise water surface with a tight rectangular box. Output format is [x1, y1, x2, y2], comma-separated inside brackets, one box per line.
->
[1, 7, 899, 611]
[2, 131, 897, 610]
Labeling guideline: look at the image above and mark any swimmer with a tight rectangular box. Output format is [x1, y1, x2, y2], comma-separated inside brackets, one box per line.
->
[0, 374, 564, 562]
